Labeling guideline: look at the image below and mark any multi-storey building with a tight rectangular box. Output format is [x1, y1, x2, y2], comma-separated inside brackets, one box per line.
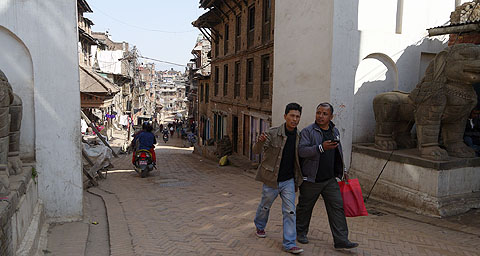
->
[136, 63, 157, 123]
[193, 0, 274, 162]
[77, 0, 120, 125]
[187, 34, 211, 134]
[91, 32, 134, 122]
[77, 0, 95, 67]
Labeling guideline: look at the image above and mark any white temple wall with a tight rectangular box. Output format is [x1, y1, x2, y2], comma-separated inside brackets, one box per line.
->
[0, 0, 82, 220]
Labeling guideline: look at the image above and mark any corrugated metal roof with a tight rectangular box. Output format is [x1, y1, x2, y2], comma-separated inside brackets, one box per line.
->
[429, 20, 480, 30]
[428, 20, 480, 37]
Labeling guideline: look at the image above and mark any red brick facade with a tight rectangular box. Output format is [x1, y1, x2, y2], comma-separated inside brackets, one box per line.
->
[449, 32, 480, 46]
[196, 0, 274, 162]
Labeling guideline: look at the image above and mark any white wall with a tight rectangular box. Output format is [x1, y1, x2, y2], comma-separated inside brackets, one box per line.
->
[0, 27, 35, 159]
[272, 0, 334, 128]
[330, 0, 361, 170]
[0, 0, 82, 220]
[353, 0, 453, 146]
[97, 50, 124, 74]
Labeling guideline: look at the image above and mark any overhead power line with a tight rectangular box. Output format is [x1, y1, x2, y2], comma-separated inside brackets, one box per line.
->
[89, 4, 197, 34]
[138, 56, 187, 67]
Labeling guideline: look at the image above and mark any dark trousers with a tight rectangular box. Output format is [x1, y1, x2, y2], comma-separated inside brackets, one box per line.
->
[296, 178, 349, 245]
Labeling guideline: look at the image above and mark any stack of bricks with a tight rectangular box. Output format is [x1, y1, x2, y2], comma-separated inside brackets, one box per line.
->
[449, 0, 480, 46]
[451, 0, 480, 24]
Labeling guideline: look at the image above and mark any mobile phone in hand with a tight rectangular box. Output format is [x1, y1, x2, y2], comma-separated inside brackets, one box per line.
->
[332, 138, 340, 143]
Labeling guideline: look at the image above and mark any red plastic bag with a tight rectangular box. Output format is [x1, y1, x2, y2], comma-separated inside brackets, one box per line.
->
[338, 179, 368, 217]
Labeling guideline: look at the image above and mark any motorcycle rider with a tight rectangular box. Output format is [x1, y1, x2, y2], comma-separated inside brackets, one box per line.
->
[131, 122, 157, 165]
[162, 126, 169, 143]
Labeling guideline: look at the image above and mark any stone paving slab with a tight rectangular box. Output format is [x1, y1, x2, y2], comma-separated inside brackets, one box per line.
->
[94, 137, 480, 256]
[45, 221, 88, 256]
[89, 187, 135, 256]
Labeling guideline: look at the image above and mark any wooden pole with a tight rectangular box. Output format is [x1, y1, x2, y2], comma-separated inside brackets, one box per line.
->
[81, 110, 119, 158]
[82, 148, 105, 179]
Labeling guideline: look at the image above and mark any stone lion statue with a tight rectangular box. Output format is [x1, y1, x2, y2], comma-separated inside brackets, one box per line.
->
[0, 69, 23, 196]
[373, 44, 479, 160]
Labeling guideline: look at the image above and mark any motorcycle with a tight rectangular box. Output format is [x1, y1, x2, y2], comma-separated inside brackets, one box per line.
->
[163, 133, 169, 143]
[134, 149, 155, 178]
[187, 133, 197, 147]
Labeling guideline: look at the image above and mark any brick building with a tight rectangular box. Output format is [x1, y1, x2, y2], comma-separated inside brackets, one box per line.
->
[429, 1, 480, 46]
[188, 34, 211, 142]
[193, 0, 274, 162]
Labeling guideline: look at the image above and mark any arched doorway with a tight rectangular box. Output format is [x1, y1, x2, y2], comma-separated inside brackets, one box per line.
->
[353, 53, 398, 143]
[0, 26, 35, 160]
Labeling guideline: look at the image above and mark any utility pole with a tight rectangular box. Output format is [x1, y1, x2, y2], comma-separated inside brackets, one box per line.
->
[127, 46, 139, 141]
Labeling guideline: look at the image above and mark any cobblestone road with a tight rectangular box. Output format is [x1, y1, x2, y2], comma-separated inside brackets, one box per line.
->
[97, 137, 480, 256]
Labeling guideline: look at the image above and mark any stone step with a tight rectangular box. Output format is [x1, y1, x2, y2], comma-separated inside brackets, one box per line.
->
[16, 201, 45, 256]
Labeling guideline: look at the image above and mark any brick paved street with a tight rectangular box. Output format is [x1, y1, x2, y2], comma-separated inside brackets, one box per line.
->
[91, 136, 480, 256]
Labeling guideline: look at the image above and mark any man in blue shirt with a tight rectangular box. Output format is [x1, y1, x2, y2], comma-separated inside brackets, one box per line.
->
[132, 122, 157, 164]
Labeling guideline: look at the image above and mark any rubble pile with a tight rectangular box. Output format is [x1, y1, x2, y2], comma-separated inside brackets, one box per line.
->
[451, 1, 480, 24]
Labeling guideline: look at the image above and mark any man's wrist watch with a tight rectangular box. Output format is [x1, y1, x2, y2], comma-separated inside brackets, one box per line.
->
[318, 144, 324, 153]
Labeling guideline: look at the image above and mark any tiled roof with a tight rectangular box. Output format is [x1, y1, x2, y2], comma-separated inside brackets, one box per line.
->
[79, 65, 120, 94]
[192, 9, 221, 28]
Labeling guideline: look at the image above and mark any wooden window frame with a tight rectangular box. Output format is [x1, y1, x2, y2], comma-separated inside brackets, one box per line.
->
[247, 5, 255, 49]
[234, 61, 240, 98]
[246, 58, 254, 99]
[223, 64, 229, 96]
[214, 66, 219, 96]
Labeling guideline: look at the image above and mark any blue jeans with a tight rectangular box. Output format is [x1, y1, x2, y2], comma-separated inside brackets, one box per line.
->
[254, 178, 297, 250]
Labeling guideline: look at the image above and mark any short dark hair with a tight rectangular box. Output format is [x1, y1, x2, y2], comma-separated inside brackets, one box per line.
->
[285, 102, 302, 115]
[316, 102, 334, 114]
[142, 122, 153, 132]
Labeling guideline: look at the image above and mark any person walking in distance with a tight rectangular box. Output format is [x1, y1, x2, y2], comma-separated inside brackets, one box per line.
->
[253, 103, 304, 254]
[296, 102, 358, 250]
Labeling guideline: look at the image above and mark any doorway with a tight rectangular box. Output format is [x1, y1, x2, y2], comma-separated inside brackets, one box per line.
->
[232, 115, 238, 153]
[243, 114, 250, 156]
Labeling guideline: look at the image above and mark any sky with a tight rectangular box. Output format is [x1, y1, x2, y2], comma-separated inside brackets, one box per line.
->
[85, 0, 206, 72]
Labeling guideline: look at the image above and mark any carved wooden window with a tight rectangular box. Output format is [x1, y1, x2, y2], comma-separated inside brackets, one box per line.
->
[246, 58, 254, 99]
[205, 83, 209, 103]
[214, 34, 219, 58]
[262, 0, 271, 43]
[234, 61, 240, 98]
[235, 15, 241, 53]
[247, 5, 255, 49]
[223, 64, 229, 96]
[214, 66, 219, 96]
[224, 23, 229, 55]
[261, 54, 270, 100]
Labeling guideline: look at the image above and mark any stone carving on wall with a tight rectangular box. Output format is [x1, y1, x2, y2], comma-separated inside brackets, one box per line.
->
[373, 44, 479, 160]
[0, 69, 23, 196]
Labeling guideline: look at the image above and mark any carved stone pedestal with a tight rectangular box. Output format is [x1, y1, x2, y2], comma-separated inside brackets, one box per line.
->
[0, 164, 44, 256]
[0, 165, 9, 196]
[0, 136, 10, 196]
[350, 144, 480, 217]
